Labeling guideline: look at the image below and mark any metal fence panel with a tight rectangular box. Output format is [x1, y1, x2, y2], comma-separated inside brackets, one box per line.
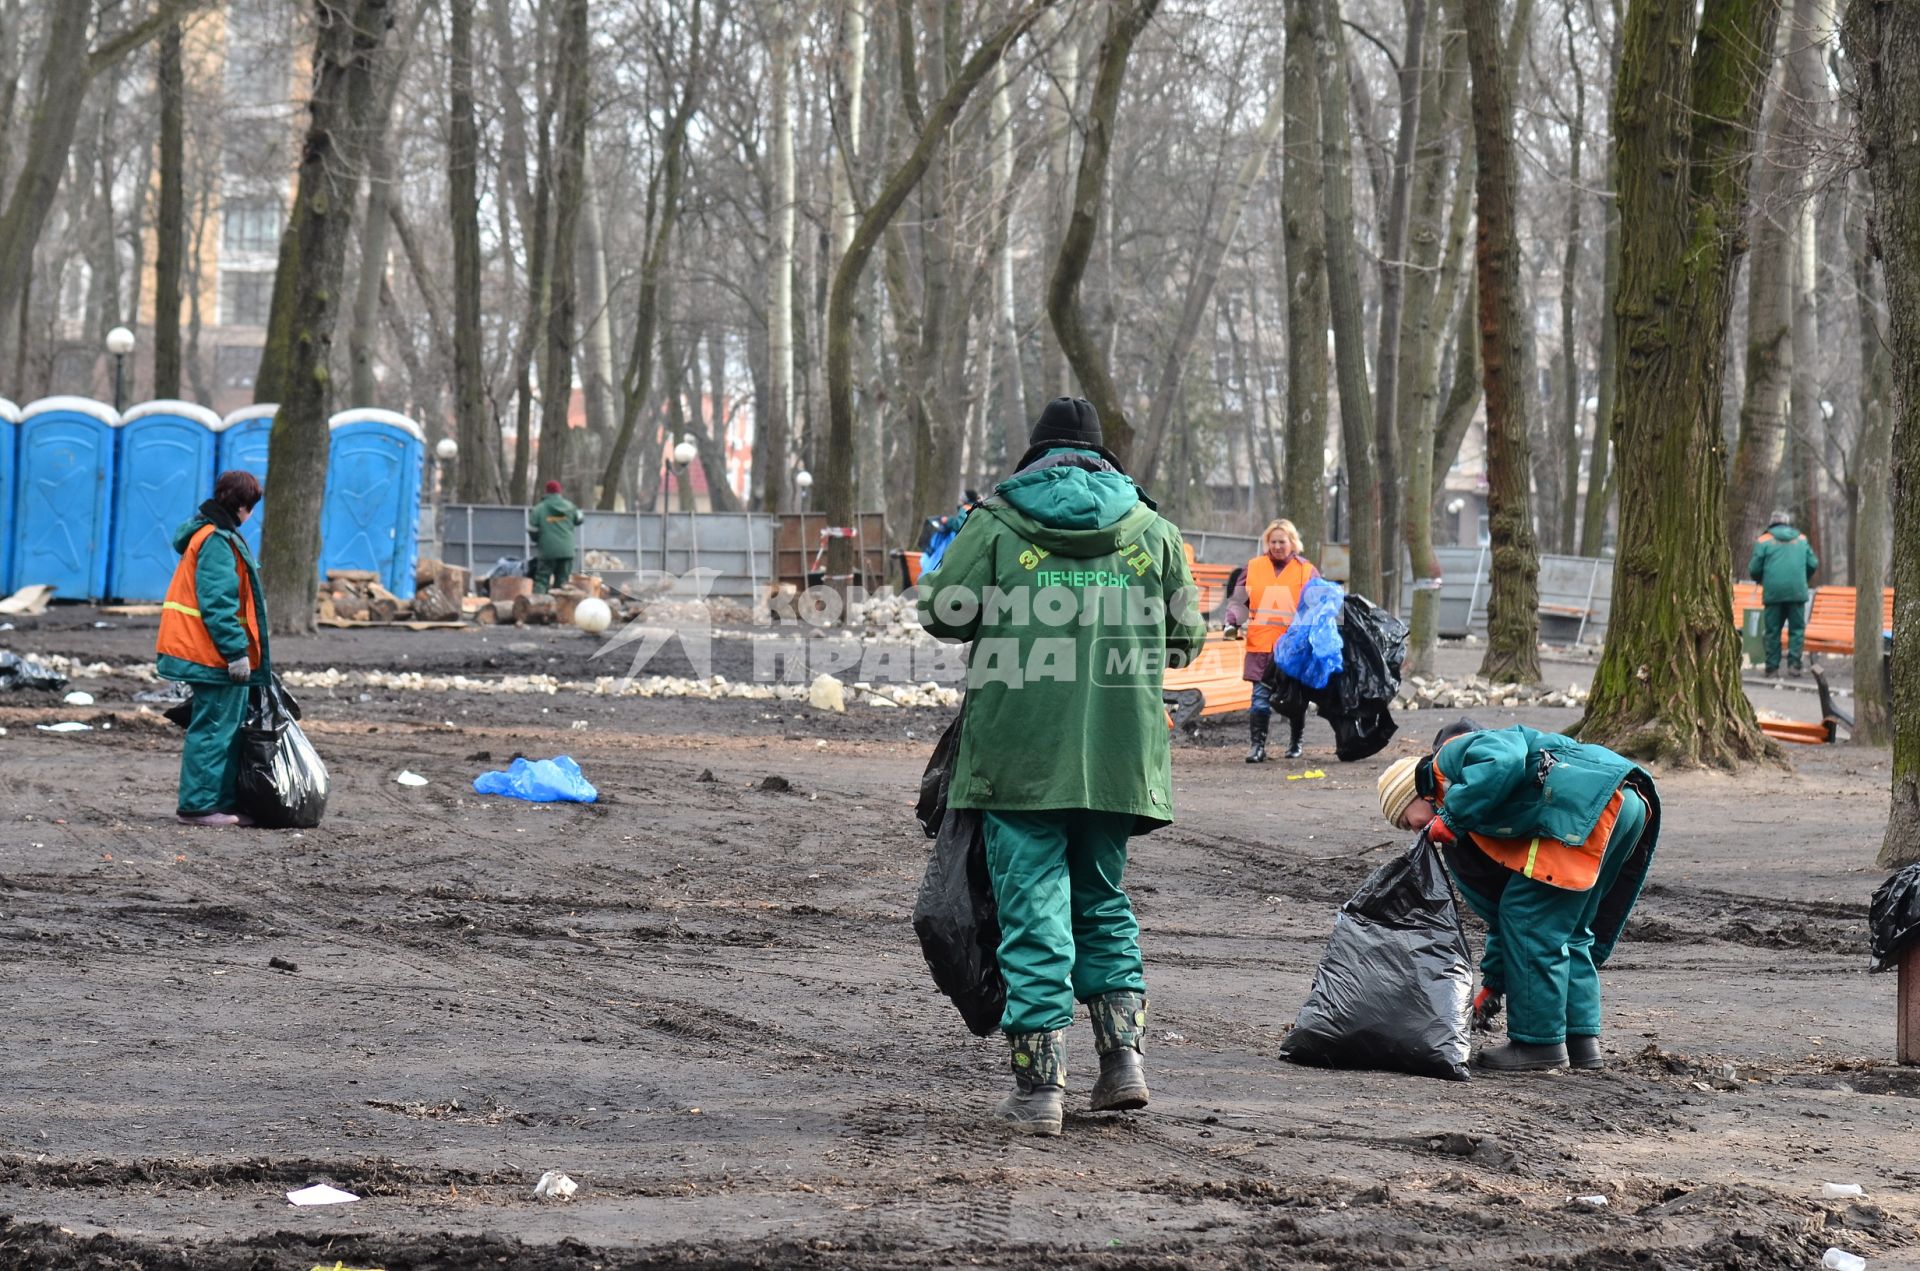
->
[435, 505, 777, 599]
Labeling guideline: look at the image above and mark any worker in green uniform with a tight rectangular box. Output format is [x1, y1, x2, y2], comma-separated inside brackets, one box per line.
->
[528, 479, 584, 593]
[1748, 508, 1819, 676]
[918, 396, 1208, 1135]
[155, 470, 272, 827]
[1377, 724, 1659, 1072]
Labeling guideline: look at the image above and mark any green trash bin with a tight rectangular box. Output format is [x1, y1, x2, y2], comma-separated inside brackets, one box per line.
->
[1742, 607, 1765, 667]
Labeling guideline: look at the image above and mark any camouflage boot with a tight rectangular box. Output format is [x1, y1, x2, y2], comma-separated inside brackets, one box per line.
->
[994, 1030, 1066, 1136]
[1088, 991, 1150, 1112]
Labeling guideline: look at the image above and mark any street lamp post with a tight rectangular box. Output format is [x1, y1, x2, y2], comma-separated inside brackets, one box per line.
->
[673, 435, 699, 574]
[795, 468, 813, 512]
[433, 437, 458, 559]
[105, 326, 135, 412]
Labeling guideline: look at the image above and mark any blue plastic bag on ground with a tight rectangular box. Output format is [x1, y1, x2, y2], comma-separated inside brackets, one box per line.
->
[473, 755, 599, 803]
[1276, 577, 1346, 689]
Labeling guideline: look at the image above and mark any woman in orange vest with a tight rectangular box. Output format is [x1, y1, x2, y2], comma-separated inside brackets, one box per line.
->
[1224, 519, 1318, 762]
[155, 470, 271, 826]
[1376, 723, 1659, 1072]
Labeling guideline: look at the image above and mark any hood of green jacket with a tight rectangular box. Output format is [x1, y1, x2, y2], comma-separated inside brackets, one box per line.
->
[172, 516, 210, 553]
[996, 452, 1140, 533]
[1769, 524, 1800, 542]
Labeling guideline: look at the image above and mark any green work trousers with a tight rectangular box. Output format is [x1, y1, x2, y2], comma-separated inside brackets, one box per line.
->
[532, 556, 574, 595]
[982, 809, 1145, 1035]
[1762, 600, 1807, 671]
[177, 682, 251, 816]
[1449, 790, 1650, 1045]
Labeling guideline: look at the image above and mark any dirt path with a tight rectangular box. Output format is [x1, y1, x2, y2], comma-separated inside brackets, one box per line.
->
[0, 621, 1914, 1268]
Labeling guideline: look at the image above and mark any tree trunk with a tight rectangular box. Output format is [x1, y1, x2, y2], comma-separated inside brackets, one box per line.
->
[1369, 0, 1429, 609]
[1045, 0, 1158, 470]
[1579, 0, 1781, 765]
[1846, 181, 1893, 746]
[535, 0, 589, 493]
[1282, 0, 1330, 561]
[1038, 8, 1078, 401]
[448, 0, 502, 502]
[1554, 6, 1586, 556]
[1580, 2, 1625, 559]
[346, 10, 412, 410]
[510, 117, 551, 506]
[577, 142, 618, 457]
[1846, 0, 1920, 861]
[1136, 82, 1289, 486]
[259, 0, 394, 637]
[991, 57, 1027, 478]
[766, 10, 796, 515]
[1312, 0, 1381, 600]
[1464, 0, 1542, 684]
[152, 20, 185, 399]
[825, 0, 1055, 581]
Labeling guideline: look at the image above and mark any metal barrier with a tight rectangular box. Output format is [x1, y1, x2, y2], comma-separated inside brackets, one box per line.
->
[1413, 546, 1614, 644]
[436, 504, 777, 600]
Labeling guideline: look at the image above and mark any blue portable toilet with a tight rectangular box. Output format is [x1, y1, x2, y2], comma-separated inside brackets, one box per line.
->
[0, 398, 18, 595]
[8, 396, 119, 598]
[217, 404, 277, 561]
[108, 401, 222, 602]
[321, 408, 425, 599]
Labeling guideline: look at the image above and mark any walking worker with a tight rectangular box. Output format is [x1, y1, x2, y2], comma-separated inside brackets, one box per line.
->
[1748, 508, 1819, 677]
[528, 479, 584, 594]
[1376, 723, 1659, 1072]
[918, 396, 1208, 1135]
[155, 470, 270, 827]
[1223, 519, 1318, 762]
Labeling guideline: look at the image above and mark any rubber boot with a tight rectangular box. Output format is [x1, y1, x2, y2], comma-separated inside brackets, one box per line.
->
[994, 1030, 1065, 1136]
[1566, 1034, 1603, 1071]
[1474, 1040, 1569, 1072]
[1245, 715, 1268, 764]
[1283, 718, 1303, 760]
[1088, 991, 1150, 1112]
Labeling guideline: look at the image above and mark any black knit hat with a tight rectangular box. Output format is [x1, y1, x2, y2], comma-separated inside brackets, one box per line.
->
[1016, 396, 1123, 471]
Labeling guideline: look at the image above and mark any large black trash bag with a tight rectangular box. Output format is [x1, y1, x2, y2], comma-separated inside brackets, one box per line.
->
[1262, 593, 1407, 762]
[235, 673, 329, 829]
[1869, 862, 1920, 972]
[1281, 836, 1473, 1080]
[910, 707, 1006, 1035]
[0, 650, 67, 692]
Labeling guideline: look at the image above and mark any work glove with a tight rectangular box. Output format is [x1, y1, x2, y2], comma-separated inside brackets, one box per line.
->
[1471, 987, 1503, 1032]
[226, 656, 252, 684]
[1426, 816, 1456, 846]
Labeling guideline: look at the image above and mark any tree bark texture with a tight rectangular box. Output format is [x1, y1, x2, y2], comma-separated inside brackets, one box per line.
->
[766, 10, 796, 515]
[1580, 0, 1782, 765]
[1554, 6, 1585, 556]
[1282, 0, 1330, 560]
[348, 15, 409, 409]
[448, 0, 502, 501]
[534, 0, 589, 493]
[153, 20, 186, 399]
[1462, 0, 1541, 684]
[1846, 183, 1893, 747]
[1845, 0, 1920, 862]
[259, 0, 395, 637]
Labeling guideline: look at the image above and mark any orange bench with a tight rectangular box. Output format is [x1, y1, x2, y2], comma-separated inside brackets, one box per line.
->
[1181, 543, 1237, 619]
[1759, 718, 1832, 746]
[1163, 633, 1253, 728]
[1731, 581, 1766, 629]
[1802, 586, 1895, 655]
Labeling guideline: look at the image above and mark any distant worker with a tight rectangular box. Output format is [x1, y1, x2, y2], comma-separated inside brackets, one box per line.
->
[528, 479, 584, 594]
[1748, 508, 1818, 677]
[1377, 723, 1659, 1072]
[1223, 519, 1318, 762]
[155, 470, 270, 827]
[918, 396, 1207, 1136]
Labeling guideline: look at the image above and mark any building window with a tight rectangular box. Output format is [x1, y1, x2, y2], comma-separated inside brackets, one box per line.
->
[220, 269, 275, 328]
[224, 0, 291, 105]
[216, 344, 263, 392]
[223, 197, 282, 255]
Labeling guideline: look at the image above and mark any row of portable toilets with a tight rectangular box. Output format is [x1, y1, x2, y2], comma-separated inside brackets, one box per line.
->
[0, 396, 425, 603]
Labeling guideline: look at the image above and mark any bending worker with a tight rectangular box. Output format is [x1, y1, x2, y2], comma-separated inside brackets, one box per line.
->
[156, 470, 271, 827]
[1376, 724, 1659, 1072]
[918, 396, 1207, 1135]
[527, 479, 584, 594]
[1223, 519, 1317, 762]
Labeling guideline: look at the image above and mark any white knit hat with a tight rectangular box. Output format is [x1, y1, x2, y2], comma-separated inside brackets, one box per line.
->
[1377, 756, 1421, 827]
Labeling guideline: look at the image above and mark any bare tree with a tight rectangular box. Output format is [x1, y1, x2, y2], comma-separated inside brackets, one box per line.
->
[1281, 0, 1330, 559]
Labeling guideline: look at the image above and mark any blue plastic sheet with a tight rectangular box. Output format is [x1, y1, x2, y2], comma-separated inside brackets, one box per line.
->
[1276, 577, 1346, 689]
[472, 755, 599, 803]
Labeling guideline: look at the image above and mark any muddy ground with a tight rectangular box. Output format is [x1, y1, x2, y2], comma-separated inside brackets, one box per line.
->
[1, 611, 1915, 1269]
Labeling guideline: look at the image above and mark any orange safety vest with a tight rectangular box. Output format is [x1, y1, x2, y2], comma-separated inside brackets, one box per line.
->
[1244, 554, 1317, 654]
[156, 524, 262, 670]
[1436, 767, 1625, 892]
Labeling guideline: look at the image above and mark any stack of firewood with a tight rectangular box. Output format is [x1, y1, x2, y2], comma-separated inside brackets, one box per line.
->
[319, 570, 411, 623]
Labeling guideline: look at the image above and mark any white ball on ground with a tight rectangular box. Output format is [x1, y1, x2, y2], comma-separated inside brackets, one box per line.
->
[573, 597, 613, 634]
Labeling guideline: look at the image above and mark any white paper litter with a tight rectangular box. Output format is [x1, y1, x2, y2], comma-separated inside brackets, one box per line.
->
[1823, 1182, 1866, 1199]
[532, 1170, 578, 1201]
[37, 722, 92, 733]
[1572, 1194, 1608, 1210]
[62, 691, 93, 706]
[394, 770, 429, 787]
[286, 1183, 359, 1206]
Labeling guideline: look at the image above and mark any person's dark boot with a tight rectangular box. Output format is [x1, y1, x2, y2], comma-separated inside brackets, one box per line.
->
[1283, 719, 1303, 760]
[994, 1030, 1065, 1135]
[1245, 715, 1268, 764]
[1474, 1040, 1569, 1072]
[1566, 1035, 1603, 1070]
[1088, 991, 1150, 1112]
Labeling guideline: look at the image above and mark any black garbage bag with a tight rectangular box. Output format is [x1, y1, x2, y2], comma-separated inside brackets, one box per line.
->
[910, 704, 1006, 1035]
[235, 673, 329, 829]
[1869, 862, 1920, 972]
[0, 650, 67, 692]
[1281, 835, 1473, 1080]
[1262, 593, 1407, 762]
